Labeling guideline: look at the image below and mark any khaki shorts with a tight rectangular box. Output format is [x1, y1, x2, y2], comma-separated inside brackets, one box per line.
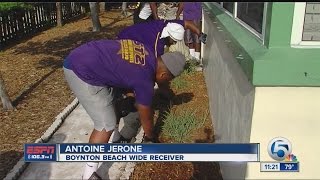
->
[63, 68, 117, 131]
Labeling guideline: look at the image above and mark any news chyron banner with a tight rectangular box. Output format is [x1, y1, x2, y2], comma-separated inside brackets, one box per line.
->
[24, 143, 259, 162]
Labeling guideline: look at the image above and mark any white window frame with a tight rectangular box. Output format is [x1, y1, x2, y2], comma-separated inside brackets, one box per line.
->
[213, 2, 267, 44]
[291, 2, 320, 48]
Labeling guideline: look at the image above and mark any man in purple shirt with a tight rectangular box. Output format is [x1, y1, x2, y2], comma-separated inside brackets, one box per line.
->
[117, 19, 206, 58]
[63, 39, 185, 179]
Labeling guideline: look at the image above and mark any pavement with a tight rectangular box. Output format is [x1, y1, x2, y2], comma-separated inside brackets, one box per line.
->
[18, 103, 142, 180]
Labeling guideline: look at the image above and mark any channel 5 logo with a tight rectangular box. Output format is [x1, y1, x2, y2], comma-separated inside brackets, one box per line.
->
[267, 137, 292, 161]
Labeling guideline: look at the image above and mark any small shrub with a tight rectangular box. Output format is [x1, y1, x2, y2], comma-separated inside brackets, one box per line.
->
[162, 109, 207, 143]
[0, 2, 33, 14]
[171, 76, 188, 90]
[183, 59, 198, 75]
[170, 59, 200, 90]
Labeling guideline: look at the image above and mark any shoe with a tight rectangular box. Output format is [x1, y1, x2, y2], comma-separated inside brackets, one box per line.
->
[121, 11, 133, 18]
[195, 65, 203, 72]
[142, 136, 159, 143]
[88, 172, 102, 180]
[126, 12, 133, 17]
[121, 11, 128, 17]
[108, 127, 121, 143]
[113, 135, 133, 143]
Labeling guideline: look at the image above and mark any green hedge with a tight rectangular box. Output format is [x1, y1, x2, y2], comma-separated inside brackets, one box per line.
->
[0, 2, 33, 13]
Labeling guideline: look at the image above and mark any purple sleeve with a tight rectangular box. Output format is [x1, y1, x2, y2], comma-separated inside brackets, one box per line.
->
[118, 25, 141, 40]
[117, 28, 130, 39]
[133, 81, 154, 107]
[155, 38, 166, 57]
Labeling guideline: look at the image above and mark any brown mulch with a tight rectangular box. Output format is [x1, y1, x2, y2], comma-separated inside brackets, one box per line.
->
[131, 72, 223, 179]
[0, 9, 222, 180]
[0, 10, 133, 179]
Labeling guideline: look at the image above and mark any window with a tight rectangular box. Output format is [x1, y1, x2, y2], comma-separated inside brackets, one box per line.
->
[214, 2, 267, 41]
[223, 2, 234, 14]
[291, 2, 320, 47]
[237, 3, 264, 34]
[302, 3, 320, 41]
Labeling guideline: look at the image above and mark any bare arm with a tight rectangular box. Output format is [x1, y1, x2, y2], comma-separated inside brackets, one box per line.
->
[176, 3, 184, 20]
[136, 103, 155, 139]
[184, 20, 201, 36]
[149, 3, 159, 20]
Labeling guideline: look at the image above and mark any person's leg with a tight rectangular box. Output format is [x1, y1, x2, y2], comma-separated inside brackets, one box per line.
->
[83, 128, 113, 180]
[192, 19, 201, 62]
[133, 5, 141, 24]
[194, 42, 201, 62]
[133, 3, 147, 24]
[108, 88, 128, 143]
[146, 14, 154, 22]
[185, 28, 195, 58]
[83, 87, 117, 179]
[113, 94, 139, 143]
[122, 2, 127, 17]
[63, 68, 117, 179]
[84, 129, 112, 180]
[133, 14, 148, 24]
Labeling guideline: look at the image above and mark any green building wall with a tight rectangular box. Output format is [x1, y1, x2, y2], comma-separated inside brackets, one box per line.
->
[202, 3, 320, 179]
[203, 2, 320, 87]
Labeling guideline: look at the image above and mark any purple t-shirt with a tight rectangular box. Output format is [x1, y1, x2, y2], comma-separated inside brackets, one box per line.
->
[117, 20, 184, 58]
[183, 3, 202, 21]
[65, 39, 156, 106]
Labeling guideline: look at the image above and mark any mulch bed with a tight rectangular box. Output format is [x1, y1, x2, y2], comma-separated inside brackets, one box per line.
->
[131, 72, 223, 179]
[0, 10, 222, 180]
[0, 10, 133, 179]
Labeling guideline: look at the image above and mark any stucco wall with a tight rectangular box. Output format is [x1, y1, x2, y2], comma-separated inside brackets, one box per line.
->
[247, 87, 320, 179]
[202, 8, 255, 180]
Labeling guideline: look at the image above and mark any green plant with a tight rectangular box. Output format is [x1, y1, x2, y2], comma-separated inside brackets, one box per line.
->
[0, 2, 33, 14]
[170, 59, 200, 90]
[162, 109, 203, 143]
[183, 59, 198, 75]
[171, 76, 188, 90]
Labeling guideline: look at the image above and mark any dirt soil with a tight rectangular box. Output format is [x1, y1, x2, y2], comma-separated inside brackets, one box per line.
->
[131, 72, 223, 179]
[0, 10, 133, 179]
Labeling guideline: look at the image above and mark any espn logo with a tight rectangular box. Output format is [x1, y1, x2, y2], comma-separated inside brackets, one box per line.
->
[26, 145, 55, 154]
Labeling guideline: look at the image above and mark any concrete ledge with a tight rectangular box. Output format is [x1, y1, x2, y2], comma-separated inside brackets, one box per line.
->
[11, 103, 144, 179]
[119, 128, 144, 179]
[4, 98, 79, 180]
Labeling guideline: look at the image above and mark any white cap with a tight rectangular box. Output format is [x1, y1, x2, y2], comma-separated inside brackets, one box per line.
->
[160, 23, 185, 41]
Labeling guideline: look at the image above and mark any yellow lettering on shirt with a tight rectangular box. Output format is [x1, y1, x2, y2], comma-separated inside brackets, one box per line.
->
[119, 40, 148, 66]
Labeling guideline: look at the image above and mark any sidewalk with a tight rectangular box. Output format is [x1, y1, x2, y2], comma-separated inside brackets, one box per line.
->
[18, 103, 141, 180]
